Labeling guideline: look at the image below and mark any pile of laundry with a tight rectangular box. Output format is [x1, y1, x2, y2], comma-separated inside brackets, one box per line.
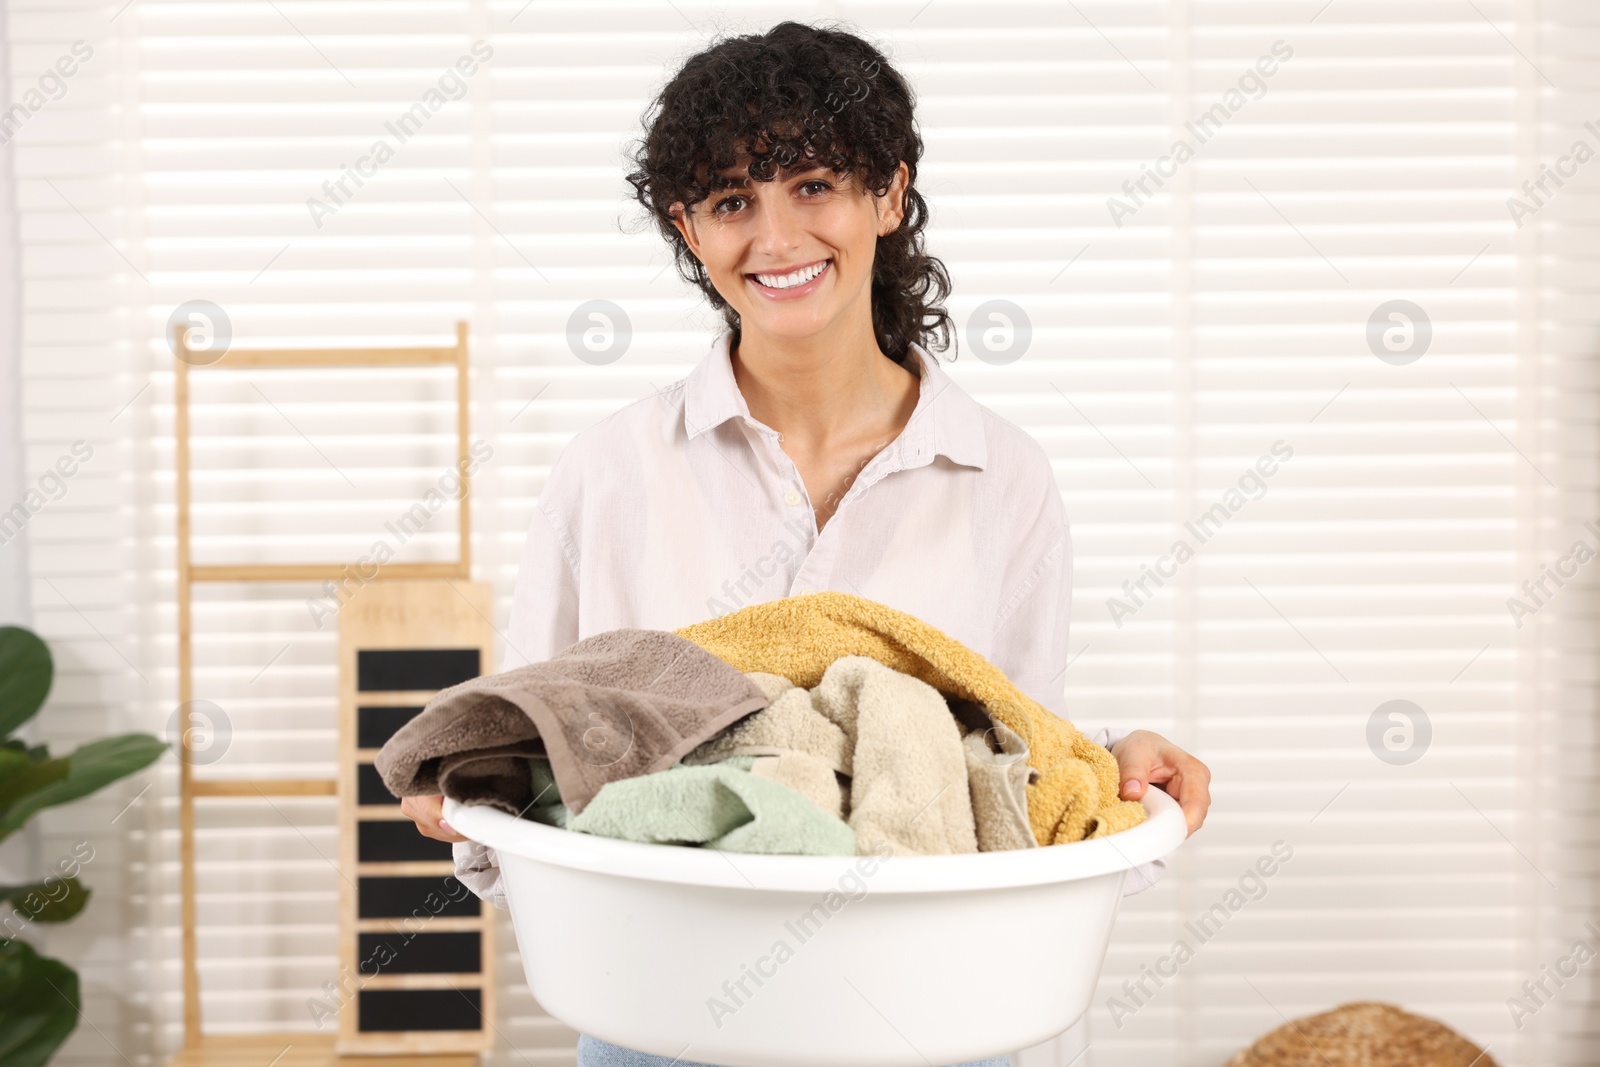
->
[375, 592, 1147, 892]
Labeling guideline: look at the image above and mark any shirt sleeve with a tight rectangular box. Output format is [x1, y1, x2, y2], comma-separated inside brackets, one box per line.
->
[500, 425, 592, 667]
[500, 497, 581, 671]
[453, 454, 583, 908]
[989, 453, 1074, 722]
[451, 839, 508, 910]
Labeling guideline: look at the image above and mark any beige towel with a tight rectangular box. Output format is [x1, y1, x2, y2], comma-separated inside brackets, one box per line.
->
[746, 752, 849, 821]
[949, 697, 1039, 852]
[688, 658, 978, 856]
[375, 629, 769, 816]
[822, 656, 978, 856]
[685, 671, 850, 817]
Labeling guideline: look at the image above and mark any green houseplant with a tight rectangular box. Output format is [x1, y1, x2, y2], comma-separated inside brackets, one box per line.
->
[0, 625, 167, 1066]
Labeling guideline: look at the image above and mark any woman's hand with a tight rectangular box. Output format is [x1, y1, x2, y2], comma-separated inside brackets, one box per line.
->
[401, 794, 468, 844]
[1109, 730, 1211, 836]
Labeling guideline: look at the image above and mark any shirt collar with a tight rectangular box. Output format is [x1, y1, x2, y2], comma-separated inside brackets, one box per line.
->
[683, 329, 988, 471]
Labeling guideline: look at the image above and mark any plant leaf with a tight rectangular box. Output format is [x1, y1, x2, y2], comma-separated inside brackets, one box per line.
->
[0, 746, 32, 778]
[0, 877, 90, 924]
[0, 628, 52, 737]
[0, 735, 168, 840]
[0, 756, 69, 814]
[0, 741, 50, 765]
[0, 938, 79, 1067]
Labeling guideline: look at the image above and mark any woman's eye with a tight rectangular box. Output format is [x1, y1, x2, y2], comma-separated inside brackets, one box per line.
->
[713, 195, 746, 216]
[800, 180, 831, 196]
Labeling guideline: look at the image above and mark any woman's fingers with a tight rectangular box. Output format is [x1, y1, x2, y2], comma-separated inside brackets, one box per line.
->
[1111, 730, 1212, 837]
[1155, 752, 1211, 836]
[401, 794, 468, 843]
[1167, 764, 1212, 836]
[1110, 730, 1160, 800]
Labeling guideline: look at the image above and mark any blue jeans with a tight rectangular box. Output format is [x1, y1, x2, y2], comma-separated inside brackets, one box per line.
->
[576, 1034, 1012, 1066]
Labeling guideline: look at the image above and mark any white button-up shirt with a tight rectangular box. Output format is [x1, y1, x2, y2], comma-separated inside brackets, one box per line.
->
[456, 329, 1160, 903]
[503, 329, 1076, 706]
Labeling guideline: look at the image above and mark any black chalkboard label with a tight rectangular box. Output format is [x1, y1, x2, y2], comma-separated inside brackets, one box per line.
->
[357, 764, 398, 806]
[357, 876, 479, 919]
[357, 649, 480, 692]
[357, 705, 425, 749]
[357, 931, 482, 975]
[359, 987, 483, 1032]
[359, 821, 453, 863]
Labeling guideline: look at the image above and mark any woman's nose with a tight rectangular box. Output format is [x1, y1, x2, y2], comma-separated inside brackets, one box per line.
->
[750, 193, 804, 255]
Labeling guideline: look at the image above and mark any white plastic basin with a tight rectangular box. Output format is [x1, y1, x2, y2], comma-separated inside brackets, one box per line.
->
[445, 786, 1187, 1067]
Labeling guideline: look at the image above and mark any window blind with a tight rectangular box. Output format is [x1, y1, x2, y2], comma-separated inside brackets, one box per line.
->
[5, 1, 1594, 1065]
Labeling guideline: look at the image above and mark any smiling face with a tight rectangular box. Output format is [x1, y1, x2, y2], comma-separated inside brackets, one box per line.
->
[670, 157, 908, 346]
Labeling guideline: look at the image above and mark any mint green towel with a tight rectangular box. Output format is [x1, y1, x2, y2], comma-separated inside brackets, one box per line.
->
[524, 757, 571, 829]
[566, 760, 855, 856]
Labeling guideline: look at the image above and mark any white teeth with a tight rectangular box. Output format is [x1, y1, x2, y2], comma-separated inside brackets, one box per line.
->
[754, 260, 828, 289]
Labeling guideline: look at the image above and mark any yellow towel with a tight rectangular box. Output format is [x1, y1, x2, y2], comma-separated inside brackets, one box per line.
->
[674, 591, 1146, 845]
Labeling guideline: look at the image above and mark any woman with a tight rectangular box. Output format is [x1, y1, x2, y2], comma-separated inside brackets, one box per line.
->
[403, 20, 1211, 1067]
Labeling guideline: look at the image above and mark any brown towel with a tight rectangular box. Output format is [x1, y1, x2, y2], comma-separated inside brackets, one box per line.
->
[373, 629, 770, 816]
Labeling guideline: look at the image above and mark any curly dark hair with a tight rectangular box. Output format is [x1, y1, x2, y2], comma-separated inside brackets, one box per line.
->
[622, 20, 954, 366]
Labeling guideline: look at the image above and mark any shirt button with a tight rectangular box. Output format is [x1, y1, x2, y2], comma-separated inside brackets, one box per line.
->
[784, 490, 801, 506]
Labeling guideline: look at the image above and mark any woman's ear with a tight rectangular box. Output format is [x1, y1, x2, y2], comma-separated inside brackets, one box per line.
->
[669, 202, 704, 261]
[876, 161, 909, 236]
